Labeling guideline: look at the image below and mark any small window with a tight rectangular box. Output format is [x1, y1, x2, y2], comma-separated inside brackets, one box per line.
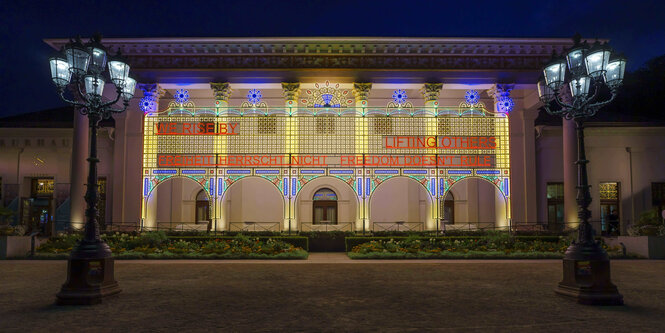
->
[546, 182, 564, 226]
[313, 188, 337, 201]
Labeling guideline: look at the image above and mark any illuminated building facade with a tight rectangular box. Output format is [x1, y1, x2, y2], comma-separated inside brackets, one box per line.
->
[1, 37, 663, 234]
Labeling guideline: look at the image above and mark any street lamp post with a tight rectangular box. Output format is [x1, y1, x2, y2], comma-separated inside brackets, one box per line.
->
[538, 34, 626, 305]
[49, 34, 136, 305]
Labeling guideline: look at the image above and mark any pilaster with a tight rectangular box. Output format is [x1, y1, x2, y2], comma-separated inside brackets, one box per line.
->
[124, 83, 163, 228]
[281, 82, 300, 230]
[210, 82, 232, 230]
[490, 84, 537, 225]
[353, 82, 372, 230]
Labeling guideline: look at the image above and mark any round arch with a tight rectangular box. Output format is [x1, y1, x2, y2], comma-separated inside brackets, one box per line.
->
[368, 176, 435, 231]
[295, 176, 360, 230]
[144, 176, 210, 231]
[220, 176, 285, 232]
[443, 176, 509, 229]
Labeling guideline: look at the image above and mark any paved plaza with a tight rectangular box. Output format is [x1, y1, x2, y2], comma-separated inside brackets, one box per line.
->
[1, 255, 665, 332]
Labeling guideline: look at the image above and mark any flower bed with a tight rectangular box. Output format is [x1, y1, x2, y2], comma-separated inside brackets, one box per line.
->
[347, 233, 635, 259]
[34, 232, 308, 260]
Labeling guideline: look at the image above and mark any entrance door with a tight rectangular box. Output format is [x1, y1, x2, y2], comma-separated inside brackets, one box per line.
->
[441, 191, 455, 224]
[312, 188, 337, 224]
[195, 190, 210, 224]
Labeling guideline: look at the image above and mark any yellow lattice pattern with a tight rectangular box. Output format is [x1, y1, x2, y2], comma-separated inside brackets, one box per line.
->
[599, 182, 619, 200]
[143, 113, 509, 169]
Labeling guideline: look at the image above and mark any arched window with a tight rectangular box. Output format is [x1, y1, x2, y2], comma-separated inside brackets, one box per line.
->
[195, 190, 210, 224]
[441, 191, 455, 225]
[313, 188, 337, 224]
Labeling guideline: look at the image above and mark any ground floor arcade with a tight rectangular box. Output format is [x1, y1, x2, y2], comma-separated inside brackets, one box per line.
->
[143, 172, 509, 232]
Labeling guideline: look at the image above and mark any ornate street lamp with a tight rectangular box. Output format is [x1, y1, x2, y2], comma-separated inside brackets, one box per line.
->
[538, 34, 626, 305]
[49, 34, 135, 305]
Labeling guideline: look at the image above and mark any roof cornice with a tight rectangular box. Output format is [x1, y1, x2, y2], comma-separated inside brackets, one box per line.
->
[43, 36, 604, 72]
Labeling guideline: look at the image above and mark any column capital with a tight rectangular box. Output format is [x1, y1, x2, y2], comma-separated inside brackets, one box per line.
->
[281, 82, 301, 102]
[486, 84, 515, 101]
[352, 82, 372, 101]
[421, 83, 443, 103]
[210, 82, 233, 102]
[138, 83, 165, 99]
[487, 84, 515, 113]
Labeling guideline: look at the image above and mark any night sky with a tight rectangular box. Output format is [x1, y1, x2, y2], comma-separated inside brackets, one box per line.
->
[1, 0, 664, 117]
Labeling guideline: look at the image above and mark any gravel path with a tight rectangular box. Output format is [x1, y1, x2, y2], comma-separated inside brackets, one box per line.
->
[1, 259, 664, 332]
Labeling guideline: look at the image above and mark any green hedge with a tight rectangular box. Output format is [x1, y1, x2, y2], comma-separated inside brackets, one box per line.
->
[345, 236, 564, 252]
[347, 251, 565, 259]
[167, 236, 309, 251]
[347, 251, 640, 260]
[19, 249, 308, 260]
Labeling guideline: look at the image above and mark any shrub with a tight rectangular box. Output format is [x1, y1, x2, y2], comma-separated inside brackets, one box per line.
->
[628, 210, 665, 236]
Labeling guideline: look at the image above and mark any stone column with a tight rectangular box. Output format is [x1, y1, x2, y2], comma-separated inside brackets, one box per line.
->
[353, 83, 372, 231]
[421, 83, 442, 230]
[69, 108, 89, 230]
[559, 86, 579, 228]
[488, 84, 521, 228]
[132, 84, 164, 229]
[282, 82, 300, 231]
[210, 82, 233, 231]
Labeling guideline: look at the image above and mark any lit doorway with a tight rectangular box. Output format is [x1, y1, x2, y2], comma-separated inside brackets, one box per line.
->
[195, 189, 210, 226]
[441, 191, 455, 225]
[312, 188, 337, 224]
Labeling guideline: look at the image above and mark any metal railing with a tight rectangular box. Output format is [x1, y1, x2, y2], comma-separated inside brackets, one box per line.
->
[82, 220, 621, 236]
[372, 222, 424, 232]
[299, 222, 354, 232]
[229, 222, 281, 232]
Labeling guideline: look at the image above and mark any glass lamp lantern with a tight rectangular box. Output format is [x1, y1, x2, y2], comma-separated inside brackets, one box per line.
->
[537, 80, 555, 102]
[49, 57, 72, 88]
[569, 76, 591, 97]
[604, 55, 627, 88]
[585, 44, 611, 80]
[122, 77, 137, 101]
[87, 46, 107, 74]
[84, 75, 105, 97]
[65, 41, 91, 77]
[108, 59, 130, 87]
[543, 58, 567, 89]
[566, 45, 587, 76]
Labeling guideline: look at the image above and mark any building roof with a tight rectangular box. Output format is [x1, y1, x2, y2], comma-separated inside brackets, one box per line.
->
[0, 107, 114, 128]
[43, 37, 593, 85]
